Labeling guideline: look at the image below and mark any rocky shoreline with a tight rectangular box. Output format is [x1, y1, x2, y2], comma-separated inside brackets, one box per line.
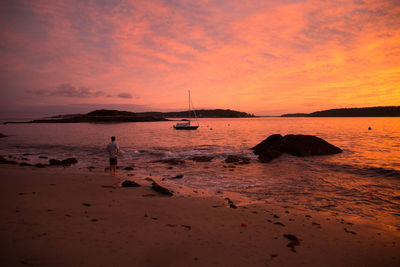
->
[0, 134, 342, 170]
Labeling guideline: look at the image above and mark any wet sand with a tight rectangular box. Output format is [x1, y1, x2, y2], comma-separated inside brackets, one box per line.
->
[0, 165, 399, 266]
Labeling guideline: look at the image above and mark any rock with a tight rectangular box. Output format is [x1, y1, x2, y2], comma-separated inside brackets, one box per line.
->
[153, 158, 185, 165]
[252, 134, 283, 154]
[225, 155, 251, 164]
[181, 225, 191, 230]
[283, 234, 301, 252]
[344, 228, 357, 235]
[49, 159, 62, 166]
[61, 158, 78, 166]
[124, 166, 134, 170]
[0, 133, 7, 138]
[225, 155, 240, 163]
[167, 174, 184, 180]
[39, 156, 48, 159]
[19, 162, 32, 166]
[189, 156, 214, 162]
[258, 149, 282, 163]
[35, 163, 46, 168]
[0, 156, 18, 165]
[281, 134, 342, 157]
[152, 182, 173, 196]
[252, 134, 284, 162]
[252, 134, 342, 163]
[121, 180, 141, 187]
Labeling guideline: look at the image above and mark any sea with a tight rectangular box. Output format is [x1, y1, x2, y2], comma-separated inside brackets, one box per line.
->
[1, 117, 400, 229]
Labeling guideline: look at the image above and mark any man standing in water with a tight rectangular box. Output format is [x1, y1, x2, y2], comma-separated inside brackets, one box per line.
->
[107, 136, 119, 176]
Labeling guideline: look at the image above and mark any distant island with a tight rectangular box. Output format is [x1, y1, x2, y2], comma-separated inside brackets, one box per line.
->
[136, 109, 255, 118]
[281, 106, 400, 117]
[4, 109, 254, 124]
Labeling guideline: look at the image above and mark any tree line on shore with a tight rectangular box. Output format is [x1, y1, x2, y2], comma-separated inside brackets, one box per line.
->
[281, 106, 400, 117]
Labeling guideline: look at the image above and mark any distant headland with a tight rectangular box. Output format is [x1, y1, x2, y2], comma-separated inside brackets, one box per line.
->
[281, 106, 400, 117]
[4, 109, 254, 124]
[136, 109, 254, 118]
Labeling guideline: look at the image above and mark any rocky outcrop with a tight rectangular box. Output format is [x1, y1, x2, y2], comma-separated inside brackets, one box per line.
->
[121, 180, 141, 187]
[252, 134, 342, 163]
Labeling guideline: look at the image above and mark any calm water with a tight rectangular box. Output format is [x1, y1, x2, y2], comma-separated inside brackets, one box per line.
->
[1, 117, 400, 228]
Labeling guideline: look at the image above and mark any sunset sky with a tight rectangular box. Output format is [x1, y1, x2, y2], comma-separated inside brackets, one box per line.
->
[0, 0, 399, 117]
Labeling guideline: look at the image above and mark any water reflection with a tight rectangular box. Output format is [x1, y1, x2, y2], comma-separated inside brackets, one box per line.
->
[1, 117, 399, 228]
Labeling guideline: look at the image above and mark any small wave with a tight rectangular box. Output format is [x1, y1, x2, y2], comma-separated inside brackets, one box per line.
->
[320, 162, 400, 179]
[122, 146, 256, 161]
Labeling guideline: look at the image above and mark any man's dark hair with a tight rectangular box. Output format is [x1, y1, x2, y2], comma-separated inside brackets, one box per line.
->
[111, 136, 116, 141]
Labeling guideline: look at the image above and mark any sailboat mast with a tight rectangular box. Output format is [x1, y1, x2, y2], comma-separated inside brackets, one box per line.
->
[188, 90, 191, 117]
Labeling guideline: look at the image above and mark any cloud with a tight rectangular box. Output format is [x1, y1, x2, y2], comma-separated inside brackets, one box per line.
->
[51, 84, 105, 98]
[117, 92, 133, 99]
[26, 84, 105, 98]
[2, 0, 400, 115]
[25, 89, 48, 96]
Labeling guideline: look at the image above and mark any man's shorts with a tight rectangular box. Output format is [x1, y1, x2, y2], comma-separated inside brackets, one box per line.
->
[109, 157, 117, 166]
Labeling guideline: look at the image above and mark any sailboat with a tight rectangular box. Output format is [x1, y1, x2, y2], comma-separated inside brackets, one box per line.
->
[173, 90, 199, 130]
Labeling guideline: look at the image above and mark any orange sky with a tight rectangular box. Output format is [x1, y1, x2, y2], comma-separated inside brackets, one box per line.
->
[0, 0, 399, 117]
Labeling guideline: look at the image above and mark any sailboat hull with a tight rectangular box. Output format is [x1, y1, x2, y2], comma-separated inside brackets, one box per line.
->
[173, 125, 199, 130]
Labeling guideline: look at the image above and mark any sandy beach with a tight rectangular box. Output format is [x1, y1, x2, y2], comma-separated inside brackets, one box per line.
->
[0, 165, 399, 267]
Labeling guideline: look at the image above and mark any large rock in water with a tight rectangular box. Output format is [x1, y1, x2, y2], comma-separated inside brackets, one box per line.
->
[252, 134, 342, 163]
[281, 134, 343, 157]
[252, 134, 284, 163]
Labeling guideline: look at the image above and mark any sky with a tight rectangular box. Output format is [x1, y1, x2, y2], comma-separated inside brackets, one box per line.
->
[0, 0, 399, 117]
